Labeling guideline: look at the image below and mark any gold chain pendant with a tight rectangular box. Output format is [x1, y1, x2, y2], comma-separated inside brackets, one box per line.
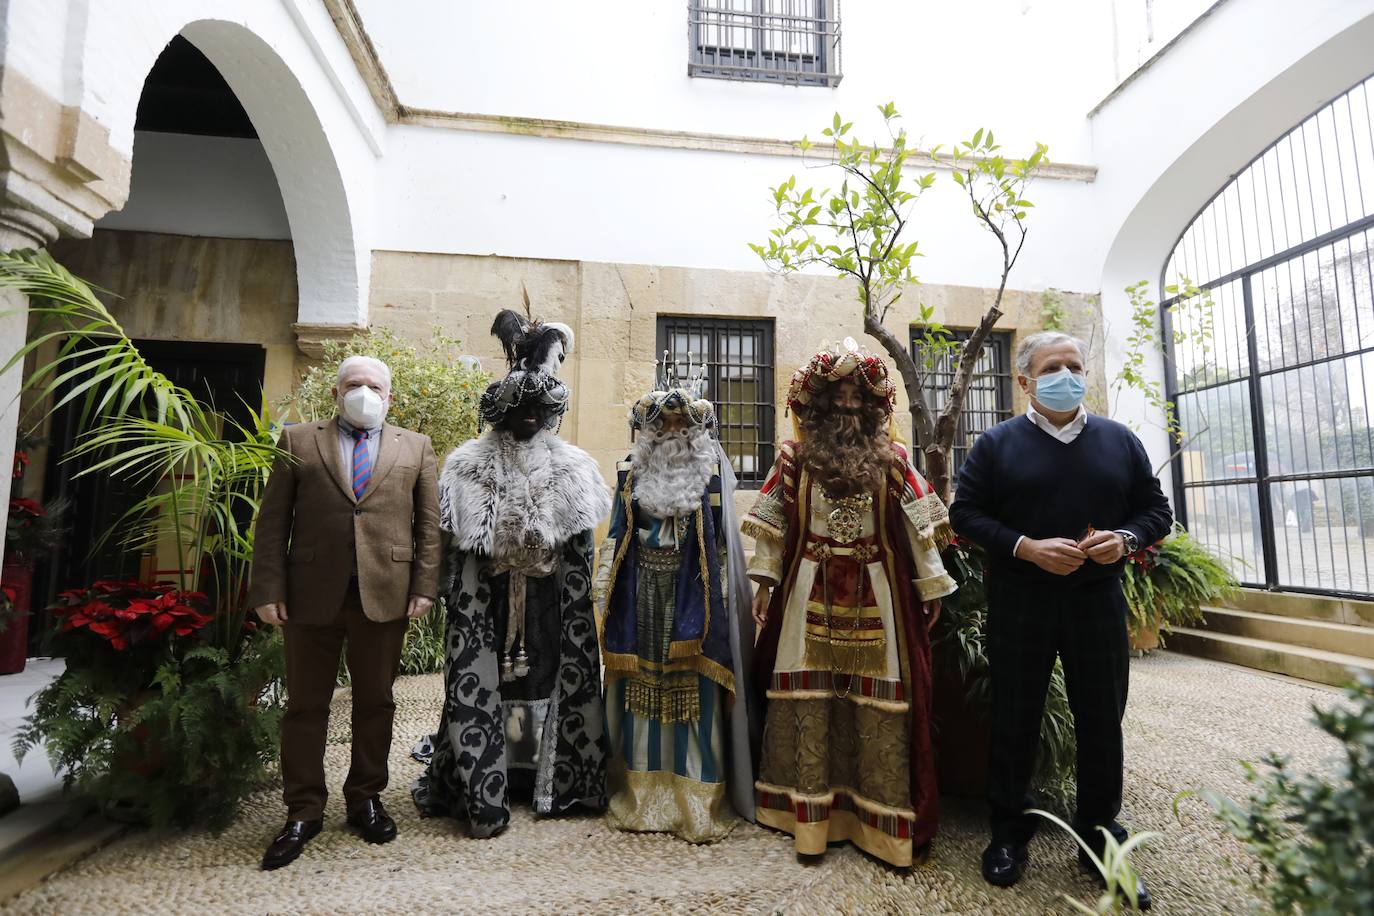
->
[823, 493, 872, 544]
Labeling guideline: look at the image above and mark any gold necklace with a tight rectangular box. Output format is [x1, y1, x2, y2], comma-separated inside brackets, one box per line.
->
[820, 490, 872, 545]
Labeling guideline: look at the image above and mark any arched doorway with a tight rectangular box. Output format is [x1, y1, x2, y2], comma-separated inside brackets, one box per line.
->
[34, 31, 316, 618]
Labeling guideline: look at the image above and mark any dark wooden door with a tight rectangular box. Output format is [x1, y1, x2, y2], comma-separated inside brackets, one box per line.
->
[36, 340, 266, 643]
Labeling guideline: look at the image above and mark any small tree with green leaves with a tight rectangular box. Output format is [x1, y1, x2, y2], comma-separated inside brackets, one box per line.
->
[1114, 278, 1215, 454]
[752, 105, 1047, 500]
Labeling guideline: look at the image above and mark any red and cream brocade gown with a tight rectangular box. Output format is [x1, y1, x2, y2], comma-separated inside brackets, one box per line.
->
[744, 441, 956, 866]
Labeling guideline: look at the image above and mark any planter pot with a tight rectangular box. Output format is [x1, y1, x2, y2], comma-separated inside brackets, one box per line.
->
[1129, 611, 1163, 653]
[0, 560, 33, 675]
[932, 655, 989, 798]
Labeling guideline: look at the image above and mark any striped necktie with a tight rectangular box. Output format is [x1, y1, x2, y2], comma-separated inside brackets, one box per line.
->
[351, 429, 371, 500]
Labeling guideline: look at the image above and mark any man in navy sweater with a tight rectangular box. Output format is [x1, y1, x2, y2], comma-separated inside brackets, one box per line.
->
[950, 332, 1172, 910]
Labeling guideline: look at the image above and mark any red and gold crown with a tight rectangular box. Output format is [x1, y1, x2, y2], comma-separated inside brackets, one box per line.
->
[787, 337, 897, 415]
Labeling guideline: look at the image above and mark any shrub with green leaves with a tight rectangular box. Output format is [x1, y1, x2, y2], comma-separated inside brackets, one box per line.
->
[283, 326, 487, 458]
[1204, 673, 1374, 915]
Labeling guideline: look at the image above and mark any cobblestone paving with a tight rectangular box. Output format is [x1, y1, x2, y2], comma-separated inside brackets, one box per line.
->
[6, 651, 1343, 915]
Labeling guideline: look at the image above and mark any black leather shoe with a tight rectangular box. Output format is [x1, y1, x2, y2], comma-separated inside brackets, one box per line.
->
[1079, 850, 1153, 910]
[261, 819, 322, 870]
[981, 842, 1029, 887]
[347, 796, 398, 844]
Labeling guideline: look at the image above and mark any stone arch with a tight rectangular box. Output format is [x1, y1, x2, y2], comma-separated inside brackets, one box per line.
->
[172, 19, 365, 331]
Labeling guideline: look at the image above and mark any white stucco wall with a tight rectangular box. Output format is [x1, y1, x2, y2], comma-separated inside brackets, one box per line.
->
[8, 0, 1374, 480]
[97, 132, 290, 240]
[1091, 0, 1374, 485]
[359, 0, 1117, 163]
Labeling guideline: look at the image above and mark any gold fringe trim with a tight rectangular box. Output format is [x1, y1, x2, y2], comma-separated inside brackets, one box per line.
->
[914, 571, 957, 601]
[604, 651, 735, 695]
[741, 517, 783, 542]
[625, 677, 700, 724]
[802, 639, 890, 678]
[765, 688, 909, 713]
[668, 637, 705, 660]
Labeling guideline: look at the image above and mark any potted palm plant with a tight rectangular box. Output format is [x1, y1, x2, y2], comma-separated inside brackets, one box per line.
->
[1, 249, 287, 829]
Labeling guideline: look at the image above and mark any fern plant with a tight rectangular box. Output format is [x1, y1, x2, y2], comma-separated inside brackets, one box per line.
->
[1122, 524, 1238, 645]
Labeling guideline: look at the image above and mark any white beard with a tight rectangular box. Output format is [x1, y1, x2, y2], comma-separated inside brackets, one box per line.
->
[632, 426, 716, 519]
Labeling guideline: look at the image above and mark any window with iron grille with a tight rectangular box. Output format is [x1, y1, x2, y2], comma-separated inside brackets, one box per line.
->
[657, 316, 776, 486]
[1160, 70, 1374, 599]
[911, 329, 1015, 478]
[689, 0, 841, 87]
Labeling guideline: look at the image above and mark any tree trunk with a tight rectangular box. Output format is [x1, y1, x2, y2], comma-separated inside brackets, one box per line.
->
[928, 304, 1004, 502]
[862, 303, 933, 451]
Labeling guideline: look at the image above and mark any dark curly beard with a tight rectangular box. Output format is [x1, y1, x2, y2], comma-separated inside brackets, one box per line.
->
[796, 401, 892, 498]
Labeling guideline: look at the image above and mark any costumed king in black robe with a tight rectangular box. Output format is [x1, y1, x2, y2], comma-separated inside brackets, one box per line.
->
[412, 308, 611, 837]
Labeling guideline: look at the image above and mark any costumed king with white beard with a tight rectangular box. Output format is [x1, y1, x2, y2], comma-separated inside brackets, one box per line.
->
[594, 357, 760, 842]
[412, 308, 611, 837]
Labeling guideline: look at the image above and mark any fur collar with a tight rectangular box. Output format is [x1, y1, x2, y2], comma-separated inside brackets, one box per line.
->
[439, 429, 611, 558]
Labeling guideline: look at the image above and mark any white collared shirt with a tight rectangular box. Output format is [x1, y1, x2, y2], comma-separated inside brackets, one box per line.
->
[1012, 404, 1089, 557]
[1025, 403, 1088, 444]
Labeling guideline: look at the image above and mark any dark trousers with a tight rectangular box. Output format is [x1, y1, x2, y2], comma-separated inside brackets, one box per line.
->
[281, 581, 409, 821]
[985, 575, 1130, 851]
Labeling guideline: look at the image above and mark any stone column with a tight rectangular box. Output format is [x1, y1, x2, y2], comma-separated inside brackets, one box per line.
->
[0, 207, 60, 567]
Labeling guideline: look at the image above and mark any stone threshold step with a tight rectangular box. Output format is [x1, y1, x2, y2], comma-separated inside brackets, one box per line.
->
[1200, 606, 1374, 659]
[1169, 626, 1374, 688]
[1223, 588, 1374, 628]
[0, 802, 125, 904]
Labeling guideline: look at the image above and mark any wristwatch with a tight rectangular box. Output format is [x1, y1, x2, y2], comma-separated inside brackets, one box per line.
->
[1114, 529, 1140, 554]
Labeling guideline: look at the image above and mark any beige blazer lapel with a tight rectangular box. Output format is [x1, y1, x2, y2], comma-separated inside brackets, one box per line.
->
[314, 418, 358, 504]
[358, 424, 404, 504]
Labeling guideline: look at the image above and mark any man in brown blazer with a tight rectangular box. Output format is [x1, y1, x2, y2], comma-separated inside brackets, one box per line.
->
[248, 355, 441, 870]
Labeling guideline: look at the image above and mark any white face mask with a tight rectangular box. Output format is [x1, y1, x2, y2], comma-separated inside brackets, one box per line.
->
[341, 386, 387, 428]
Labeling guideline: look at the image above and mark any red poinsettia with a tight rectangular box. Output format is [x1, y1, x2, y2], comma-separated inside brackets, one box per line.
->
[1127, 543, 1162, 570]
[51, 580, 212, 651]
[9, 497, 45, 519]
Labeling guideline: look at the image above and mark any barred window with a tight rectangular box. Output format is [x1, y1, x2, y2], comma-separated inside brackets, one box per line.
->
[657, 316, 776, 486]
[1162, 70, 1374, 597]
[912, 329, 1015, 477]
[689, 0, 841, 87]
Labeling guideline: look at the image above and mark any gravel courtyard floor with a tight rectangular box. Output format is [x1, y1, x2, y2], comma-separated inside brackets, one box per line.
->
[4, 651, 1343, 915]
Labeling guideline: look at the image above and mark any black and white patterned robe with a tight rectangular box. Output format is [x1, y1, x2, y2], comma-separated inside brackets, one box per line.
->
[412, 428, 612, 837]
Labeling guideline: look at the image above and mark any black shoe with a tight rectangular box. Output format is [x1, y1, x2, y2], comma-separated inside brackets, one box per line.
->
[261, 819, 323, 870]
[347, 796, 398, 844]
[981, 842, 1029, 887]
[1079, 850, 1153, 910]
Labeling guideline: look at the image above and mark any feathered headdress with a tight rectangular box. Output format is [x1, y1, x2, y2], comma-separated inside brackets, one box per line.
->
[479, 288, 575, 430]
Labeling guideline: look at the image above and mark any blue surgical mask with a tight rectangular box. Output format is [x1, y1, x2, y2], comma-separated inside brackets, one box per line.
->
[1032, 368, 1086, 413]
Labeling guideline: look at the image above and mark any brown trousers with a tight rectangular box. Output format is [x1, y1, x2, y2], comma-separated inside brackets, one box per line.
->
[281, 581, 409, 821]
